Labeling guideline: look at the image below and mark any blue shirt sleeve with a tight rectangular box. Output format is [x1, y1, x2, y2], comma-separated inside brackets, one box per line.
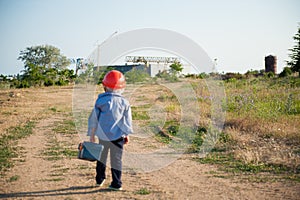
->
[87, 108, 100, 136]
[121, 104, 133, 135]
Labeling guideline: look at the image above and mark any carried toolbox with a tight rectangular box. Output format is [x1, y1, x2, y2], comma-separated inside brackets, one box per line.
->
[78, 142, 104, 162]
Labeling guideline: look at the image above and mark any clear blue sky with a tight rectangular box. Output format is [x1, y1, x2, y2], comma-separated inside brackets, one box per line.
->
[0, 0, 299, 75]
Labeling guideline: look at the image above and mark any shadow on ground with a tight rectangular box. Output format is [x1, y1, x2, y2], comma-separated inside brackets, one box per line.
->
[0, 185, 120, 198]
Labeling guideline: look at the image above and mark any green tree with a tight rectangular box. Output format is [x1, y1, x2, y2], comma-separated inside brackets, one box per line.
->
[0, 74, 7, 82]
[169, 62, 183, 74]
[17, 45, 73, 87]
[44, 68, 58, 86]
[18, 45, 70, 70]
[287, 25, 300, 77]
[21, 63, 45, 86]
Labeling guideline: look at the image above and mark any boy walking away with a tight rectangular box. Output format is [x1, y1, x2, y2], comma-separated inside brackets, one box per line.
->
[87, 70, 133, 191]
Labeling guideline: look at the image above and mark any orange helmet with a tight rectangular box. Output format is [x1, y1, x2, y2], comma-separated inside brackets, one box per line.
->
[102, 70, 126, 89]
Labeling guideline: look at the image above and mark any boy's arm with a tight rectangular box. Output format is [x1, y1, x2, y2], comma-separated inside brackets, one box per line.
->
[123, 104, 133, 145]
[124, 105, 133, 134]
[87, 108, 99, 143]
[90, 128, 96, 142]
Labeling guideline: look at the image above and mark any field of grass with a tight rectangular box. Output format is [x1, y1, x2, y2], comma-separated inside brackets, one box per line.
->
[130, 76, 300, 180]
[222, 77, 300, 172]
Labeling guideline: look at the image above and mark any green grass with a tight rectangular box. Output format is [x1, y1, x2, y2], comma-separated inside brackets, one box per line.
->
[164, 120, 180, 136]
[52, 119, 77, 135]
[43, 149, 78, 161]
[131, 105, 152, 120]
[198, 152, 262, 173]
[131, 104, 152, 120]
[131, 104, 152, 109]
[134, 188, 151, 195]
[132, 110, 150, 120]
[0, 121, 35, 173]
[196, 152, 299, 181]
[48, 166, 70, 179]
[43, 139, 78, 161]
[154, 131, 172, 144]
[77, 165, 91, 170]
[165, 103, 179, 113]
[224, 77, 300, 119]
[42, 118, 79, 161]
[42, 177, 65, 182]
[1, 111, 12, 116]
[8, 175, 20, 182]
[157, 94, 177, 102]
[51, 167, 70, 173]
[49, 173, 64, 177]
[49, 107, 57, 112]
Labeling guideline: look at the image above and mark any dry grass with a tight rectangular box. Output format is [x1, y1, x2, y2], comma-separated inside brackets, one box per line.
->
[221, 77, 300, 172]
[188, 76, 299, 173]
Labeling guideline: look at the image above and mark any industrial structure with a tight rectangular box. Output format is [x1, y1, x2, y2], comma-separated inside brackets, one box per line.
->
[80, 50, 190, 77]
[265, 55, 277, 74]
[125, 56, 181, 76]
[93, 64, 148, 75]
[125, 56, 180, 64]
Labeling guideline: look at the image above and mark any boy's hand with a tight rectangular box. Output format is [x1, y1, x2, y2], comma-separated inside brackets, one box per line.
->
[90, 135, 95, 143]
[90, 129, 96, 143]
[124, 136, 129, 144]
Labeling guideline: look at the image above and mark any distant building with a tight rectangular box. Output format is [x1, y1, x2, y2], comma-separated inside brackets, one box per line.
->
[265, 55, 277, 74]
[93, 64, 149, 75]
[125, 56, 182, 77]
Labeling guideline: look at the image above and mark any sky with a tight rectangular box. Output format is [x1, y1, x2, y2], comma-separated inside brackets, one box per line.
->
[0, 0, 299, 75]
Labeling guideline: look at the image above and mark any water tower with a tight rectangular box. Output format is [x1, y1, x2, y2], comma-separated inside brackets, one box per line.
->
[265, 55, 277, 74]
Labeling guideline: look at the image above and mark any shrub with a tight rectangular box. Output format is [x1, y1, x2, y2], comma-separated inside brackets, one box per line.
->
[222, 72, 243, 80]
[279, 67, 293, 78]
[198, 72, 209, 79]
[156, 70, 179, 82]
[265, 72, 275, 78]
[125, 68, 150, 83]
[44, 78, 55, 86]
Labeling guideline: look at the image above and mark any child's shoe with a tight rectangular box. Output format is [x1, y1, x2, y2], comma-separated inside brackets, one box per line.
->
[96, 179, 105, 187]
[108, 185, 122, 191]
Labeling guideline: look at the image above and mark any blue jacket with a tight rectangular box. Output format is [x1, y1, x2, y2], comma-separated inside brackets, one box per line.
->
[87, 92, 133, 141]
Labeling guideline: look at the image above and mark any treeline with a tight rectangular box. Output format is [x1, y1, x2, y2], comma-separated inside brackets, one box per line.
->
[184, 67, 297, 81]
[0, 69, 77, 88]
[0, 66, 298, 89]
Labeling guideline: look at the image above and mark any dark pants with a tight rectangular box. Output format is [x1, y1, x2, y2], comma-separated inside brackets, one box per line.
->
[96, 137, 124, 188]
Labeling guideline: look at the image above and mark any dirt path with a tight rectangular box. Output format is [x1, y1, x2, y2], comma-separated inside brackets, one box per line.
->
[1, 115, 299, 200]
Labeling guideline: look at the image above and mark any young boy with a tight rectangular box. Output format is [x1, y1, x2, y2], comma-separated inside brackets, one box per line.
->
[87, 70, 133, 190]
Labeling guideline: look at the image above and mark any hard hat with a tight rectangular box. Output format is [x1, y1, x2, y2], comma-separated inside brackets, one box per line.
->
[102, 70, 126, 89]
